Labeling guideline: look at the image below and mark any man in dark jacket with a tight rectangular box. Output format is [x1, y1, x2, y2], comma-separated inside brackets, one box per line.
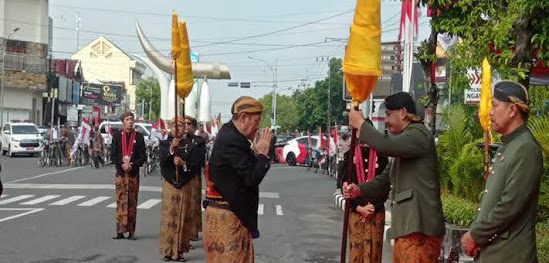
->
[110, 111, 146, 240]
[461, 81, 543, 263]
[158, 116, 195, 262]
[203, 96, 272, 262]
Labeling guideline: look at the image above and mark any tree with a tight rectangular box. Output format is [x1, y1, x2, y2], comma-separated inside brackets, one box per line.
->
[294, 57, 345, 132]
[258, 93, 299, 132]
[135, 76, 161, 120]
[428, 0, 549, 90]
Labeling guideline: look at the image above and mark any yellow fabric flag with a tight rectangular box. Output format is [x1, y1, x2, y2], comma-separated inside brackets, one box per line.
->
[343, 0, 381, 106]
[171, 11, 181, 60]
[479, 58, 492, 130]
[176, 19, 194, 99]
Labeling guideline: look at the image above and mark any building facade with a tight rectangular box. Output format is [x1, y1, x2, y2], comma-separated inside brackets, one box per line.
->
[0, 0, 49, 126]
[71, 36, 145, 112]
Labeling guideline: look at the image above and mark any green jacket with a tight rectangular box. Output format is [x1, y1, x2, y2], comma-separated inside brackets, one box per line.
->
[471, 124, 543, 263]
[356, 122, 445, 238]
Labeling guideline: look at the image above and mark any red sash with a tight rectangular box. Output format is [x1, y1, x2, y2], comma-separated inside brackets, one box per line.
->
[121, 130, 136, 163]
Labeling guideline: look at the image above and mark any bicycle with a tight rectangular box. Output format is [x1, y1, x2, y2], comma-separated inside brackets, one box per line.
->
[37, 139, 49, 167]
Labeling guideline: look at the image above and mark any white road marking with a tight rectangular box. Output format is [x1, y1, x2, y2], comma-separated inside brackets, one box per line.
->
[0, 208, 45, 223]
[77, 196, 110, 207]
[50, 196, 86, 206]
[21, 195, 60, 205]
[0, 195, 35, 205]
[4, 183, 162, 192]
[276, 205, 284, 216]
[258, 204, 264, 215]
[106, 202, 117, 208]
[259, 192, 279, 198]
[137, 199, 161, 209]
[8, 167, 85, 183]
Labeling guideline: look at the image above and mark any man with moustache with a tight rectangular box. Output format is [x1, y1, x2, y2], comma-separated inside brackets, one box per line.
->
[203, 96, 272, 262]
[343, 92, 445, 262]
[110, 111, 146, 240]
[461, 80, 543, 263]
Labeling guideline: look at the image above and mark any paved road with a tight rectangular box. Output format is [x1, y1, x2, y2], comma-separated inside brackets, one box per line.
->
[0, 155, 392, 263]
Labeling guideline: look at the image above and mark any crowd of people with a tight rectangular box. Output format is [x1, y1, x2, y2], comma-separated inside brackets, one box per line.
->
[32, 79, 541, 263]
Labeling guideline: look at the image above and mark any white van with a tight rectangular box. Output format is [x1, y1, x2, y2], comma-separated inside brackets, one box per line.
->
[98, 121, 152, 145]
[1, 122, 42, 156]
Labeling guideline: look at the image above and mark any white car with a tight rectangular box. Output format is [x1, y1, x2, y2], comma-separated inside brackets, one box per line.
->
[282, 136, 319, 166]
[98, 121, 152, 145]
[1, 122, 43, 156]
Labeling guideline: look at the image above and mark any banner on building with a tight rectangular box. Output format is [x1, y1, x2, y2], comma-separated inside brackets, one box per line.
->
[81, 83, 123, 106]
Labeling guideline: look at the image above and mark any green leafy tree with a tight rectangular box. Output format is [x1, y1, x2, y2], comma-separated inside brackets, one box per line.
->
[135, 76, 161, 121]
[258, 93, 298, 132]
[294, 57, 345, 132]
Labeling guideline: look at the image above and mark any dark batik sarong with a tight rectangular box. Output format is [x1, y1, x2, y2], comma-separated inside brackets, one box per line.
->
[159, 180, 193, 259]
[203, 206, 254, 263]
[349, 210, 385, 263]
[393, 232, 443, 263]
[115, 174, 139, 234]
[190, 176, 202, 241]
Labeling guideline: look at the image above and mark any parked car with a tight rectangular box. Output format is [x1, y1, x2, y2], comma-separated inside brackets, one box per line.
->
[282, 136, 319, 166]
[274, 135, 293, 163]
[1, 122, 42, 156]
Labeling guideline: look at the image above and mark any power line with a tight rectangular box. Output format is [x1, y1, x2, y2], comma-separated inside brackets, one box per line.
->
[192, 10, 354, 48]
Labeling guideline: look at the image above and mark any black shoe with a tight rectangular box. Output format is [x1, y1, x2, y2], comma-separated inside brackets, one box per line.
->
[112, 233, 124, 239]
[176, 256, 187, 262]
[127, 233, 137, 240]
[162, 256, 173, 261]
[189, 244, 195, 250]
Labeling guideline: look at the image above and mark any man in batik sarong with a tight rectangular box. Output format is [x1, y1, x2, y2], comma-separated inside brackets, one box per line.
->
[159, 116, 194, 262]
[182, 116, 206, 245]
[338, 121, 389, 263]
[203, 96, 272, 263]
[110, 111, 146, 240]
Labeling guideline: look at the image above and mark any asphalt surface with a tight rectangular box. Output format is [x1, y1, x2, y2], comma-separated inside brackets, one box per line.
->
[0, 155, 392, 263]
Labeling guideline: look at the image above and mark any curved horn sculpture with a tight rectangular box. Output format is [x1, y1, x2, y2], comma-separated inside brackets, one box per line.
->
[136, 21, 231, 79]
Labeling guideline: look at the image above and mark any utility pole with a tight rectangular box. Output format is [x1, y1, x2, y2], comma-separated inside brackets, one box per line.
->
[75, 12, 81, 51]
[148, 85, 152, 120]
[317, 55, 332, 173]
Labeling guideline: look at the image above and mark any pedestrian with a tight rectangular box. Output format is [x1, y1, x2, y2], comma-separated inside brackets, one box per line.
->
[159, 116, 194, 262]
[338, 120, 389, 263]
[461, 80, 543, 262]
[182, 116, 207, 246]
[344, 92, 445, 263]
[203, 96, 272, 262]
[110, 111, 146, 240]
[60, 124, 73, 165]
[91, 126, 105, 168]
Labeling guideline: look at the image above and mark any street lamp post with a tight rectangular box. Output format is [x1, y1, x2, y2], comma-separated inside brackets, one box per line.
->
[248, 56, 277, 128]
[1, 27, 20, 129]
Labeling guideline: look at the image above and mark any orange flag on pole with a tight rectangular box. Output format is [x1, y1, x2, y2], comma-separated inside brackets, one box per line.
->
[343, 0, 381, 106]
[176, 19, 194, 99]
[479, 58, 492, 131]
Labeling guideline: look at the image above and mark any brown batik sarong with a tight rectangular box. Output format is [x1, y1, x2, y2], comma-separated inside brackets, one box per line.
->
[159, 180, 193, 259]
[203, 206, 254, 263]
[393, 232, 443, 263]
[190, 176, 202, 241]
[348, 210, 385, 263]
[115, 174, 139, 234]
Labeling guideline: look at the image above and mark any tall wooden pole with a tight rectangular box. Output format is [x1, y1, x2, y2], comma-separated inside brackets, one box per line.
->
[340, 104, 359, 263]
[483, 130, 490, 183]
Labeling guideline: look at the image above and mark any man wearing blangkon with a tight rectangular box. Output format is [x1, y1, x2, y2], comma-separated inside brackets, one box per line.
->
[461, 80, 543, 262]
[203, 96, 272, 262]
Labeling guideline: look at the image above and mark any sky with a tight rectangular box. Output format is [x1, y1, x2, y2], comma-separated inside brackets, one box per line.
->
[49, 0, 432, 121]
